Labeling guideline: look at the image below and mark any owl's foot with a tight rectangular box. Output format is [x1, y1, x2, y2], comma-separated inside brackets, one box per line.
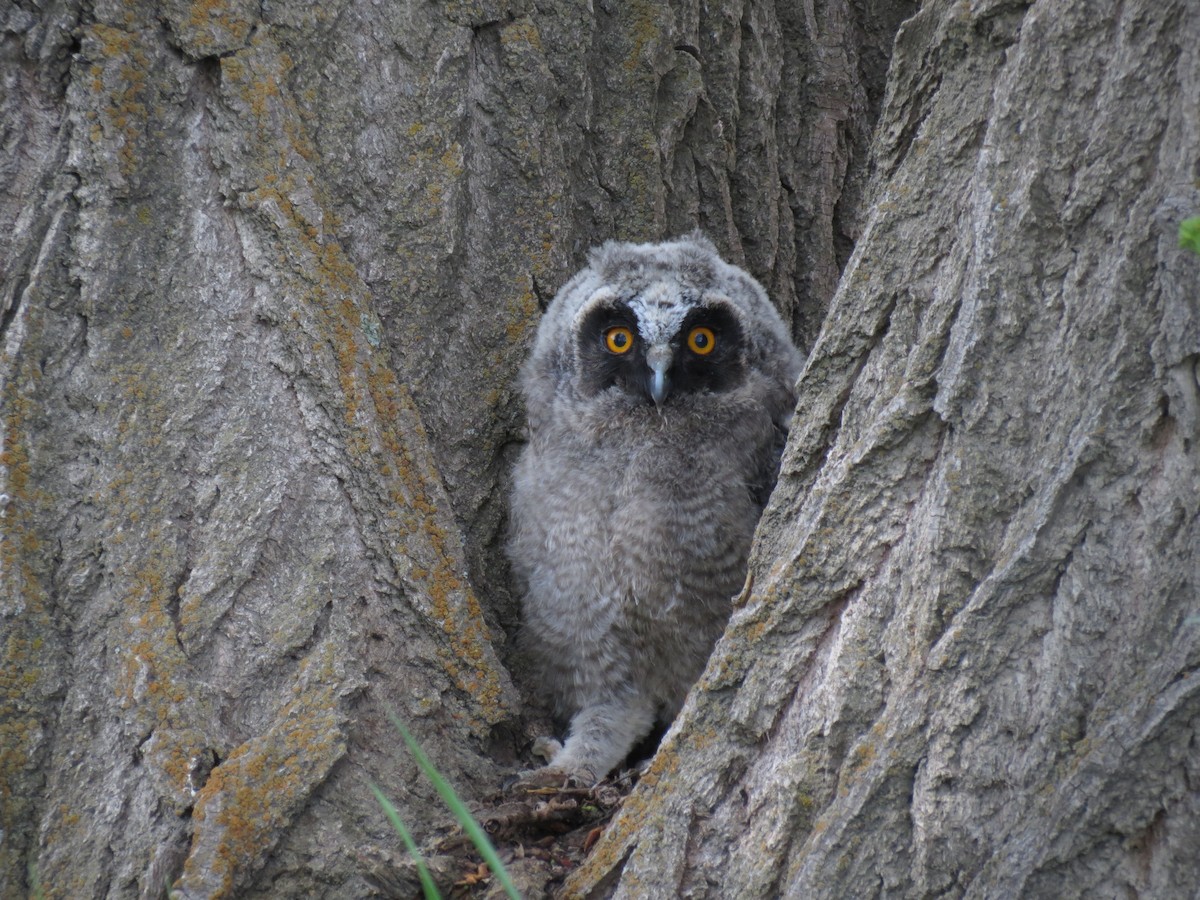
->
[507, 760, 600, 793]
[530, 735, 562, 764]
[498, 736, 595, 792]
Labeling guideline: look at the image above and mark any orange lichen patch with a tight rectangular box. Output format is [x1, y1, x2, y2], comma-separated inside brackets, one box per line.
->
[688, 726, 720, 752]
[363, 361, 510, 725]
[180, 0, 254, 55]
[846, 737, 878, 774]
[115, 550, 184, 709]
[440, 143, 465, 178]
[84, 24, 153, 185]
[506, 286, 539, 343]
[215, 34, 514, 730]
[219, 54, 298, 178]
[733, 612, 772, 646]
[366, 392, 509, 724]
[177, 649, 347, 897]
[703, 628, 756, 690]
[499, 17, 544, 51]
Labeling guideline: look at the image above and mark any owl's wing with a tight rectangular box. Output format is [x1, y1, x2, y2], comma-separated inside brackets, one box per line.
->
[518, 343, 567, 435]
[519, 268, 608, 434]
[749, 415, 791, 510]
[749, 338, 802, 509]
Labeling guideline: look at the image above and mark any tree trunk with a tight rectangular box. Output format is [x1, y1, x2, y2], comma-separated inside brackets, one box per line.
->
[2, 1, 1196, 899]
[568, 0, 1200, 897]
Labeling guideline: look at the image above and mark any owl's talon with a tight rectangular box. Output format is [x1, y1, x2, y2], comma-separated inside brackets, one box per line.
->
[509, 763, 600, 793]
[510, 766, 572, 792]
[530, 736, 563, 763]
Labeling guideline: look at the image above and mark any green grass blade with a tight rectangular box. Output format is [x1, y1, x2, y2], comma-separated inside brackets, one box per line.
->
[1180, 216, 1200, 255]
[388, 710, 522, 900]
[28, 861, 45, 900]
[369, 781, 443, 900]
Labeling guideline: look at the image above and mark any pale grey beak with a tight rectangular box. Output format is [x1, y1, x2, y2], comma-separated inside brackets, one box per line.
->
[646, 344, 672, 406]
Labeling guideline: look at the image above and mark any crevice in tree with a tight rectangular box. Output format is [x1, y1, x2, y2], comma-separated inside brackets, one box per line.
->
[302, 598, 334, 657]
[133, 729, 153, 766]
[873, 55, 942, 182]
[675, 806, 710, 897]
[0, 164, 78, 345]
[747, 584, 860, 754]
[531, 272, 552, 312]
[1044, 529, 1083, 612]
[0, 275, 25, 343]
[760, 772, 827, 900]
[166, 562, 192, 658]
[186, 746, 220, 798]
[785, 288, 900, 492]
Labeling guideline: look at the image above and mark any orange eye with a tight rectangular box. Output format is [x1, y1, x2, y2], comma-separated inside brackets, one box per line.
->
[605, 326, 634, 354]
[687, 326, 716, 355]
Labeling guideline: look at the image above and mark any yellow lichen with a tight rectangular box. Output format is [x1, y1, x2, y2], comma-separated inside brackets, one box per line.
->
[184, 0, 253, 52]
[499, 18, 543, 51]
[180, 651, 346, 896]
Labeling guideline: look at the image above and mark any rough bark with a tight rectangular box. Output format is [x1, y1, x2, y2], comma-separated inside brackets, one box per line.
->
[2, 0, 904, 897]
[569, 0, 1200, 897]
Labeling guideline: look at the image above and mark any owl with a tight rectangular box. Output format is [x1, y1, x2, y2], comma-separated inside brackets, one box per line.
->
[508, 234, 803, 782]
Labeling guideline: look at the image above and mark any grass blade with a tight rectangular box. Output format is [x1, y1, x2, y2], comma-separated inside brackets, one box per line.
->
[370, 781, 442, 900]
[388, 710, 522, 900]
[28, 861, 45, 900]
[1180, 215, 1200, 255]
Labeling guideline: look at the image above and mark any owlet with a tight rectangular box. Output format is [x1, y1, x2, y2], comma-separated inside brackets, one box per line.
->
[508, 234, 803, 781]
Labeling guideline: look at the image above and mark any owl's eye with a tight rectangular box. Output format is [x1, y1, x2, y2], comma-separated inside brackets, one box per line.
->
[687, 326, 716, 355]
[605, 326, 634, 354]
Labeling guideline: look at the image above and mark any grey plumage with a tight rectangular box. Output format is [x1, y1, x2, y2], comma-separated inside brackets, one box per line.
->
[508, 234, 803, 781]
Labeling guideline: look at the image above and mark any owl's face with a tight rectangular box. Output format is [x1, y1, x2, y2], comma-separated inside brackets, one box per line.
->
[574, 287, 746, 406]
[522, 235, 802, 432]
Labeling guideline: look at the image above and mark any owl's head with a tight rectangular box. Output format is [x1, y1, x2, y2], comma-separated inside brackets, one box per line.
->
[523, 233, 801, 418]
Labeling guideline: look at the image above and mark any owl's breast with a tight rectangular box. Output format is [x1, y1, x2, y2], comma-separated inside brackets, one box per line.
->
[525, 391, 777, 619]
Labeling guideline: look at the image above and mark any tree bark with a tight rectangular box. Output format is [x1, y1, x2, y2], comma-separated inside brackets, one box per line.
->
[568, 0, 1200, 897]
[3, 0, 1196, 898]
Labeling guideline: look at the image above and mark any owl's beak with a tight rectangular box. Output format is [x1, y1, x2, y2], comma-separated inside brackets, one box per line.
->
[646, 344, 672, 406]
